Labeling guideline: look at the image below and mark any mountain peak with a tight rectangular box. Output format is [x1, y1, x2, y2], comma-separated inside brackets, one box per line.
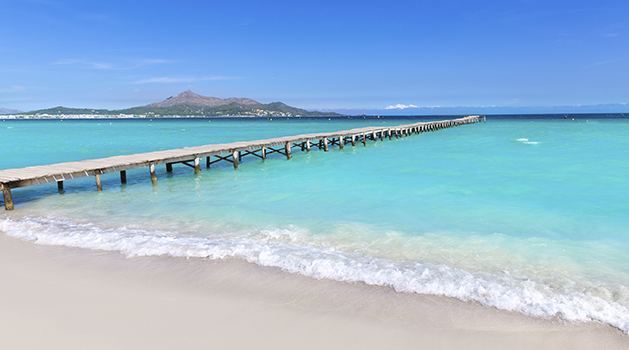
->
[146, 91, 262, 108]
[178, 90, 199, 98]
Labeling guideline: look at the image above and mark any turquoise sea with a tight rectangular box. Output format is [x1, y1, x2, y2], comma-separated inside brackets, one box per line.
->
[1, 115, 629, 332]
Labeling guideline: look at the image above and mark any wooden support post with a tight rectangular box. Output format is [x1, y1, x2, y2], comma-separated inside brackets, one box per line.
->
[194, 157, 201, 174]
[262, 146, 266, 160]
[351, 135, 356, 146]
[306, 140, 311, 151]
[149, 163, 157, 184]
[323, 137, 329, 152]
[57, 181, 64, 191]
[388, 129, 392, 140]
[95, 174, 102, 191]
[232, 151, 239, 169]
[206, 156, 211, 168]
[120, 170, 127, 184]
[2, 185, 13, 211]
[362, 133, 366, 146]
[166, 163, 173, 172]
[339, 137, 344, 149]
[285, 142, 292, 159]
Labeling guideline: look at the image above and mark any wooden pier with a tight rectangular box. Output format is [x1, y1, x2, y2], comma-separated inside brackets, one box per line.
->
[1, 116, 485, 210]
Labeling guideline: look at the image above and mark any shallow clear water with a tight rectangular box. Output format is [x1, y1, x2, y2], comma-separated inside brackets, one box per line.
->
[2, 115, 628, 332]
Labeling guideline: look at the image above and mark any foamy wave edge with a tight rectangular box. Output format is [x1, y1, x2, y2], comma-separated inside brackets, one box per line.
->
[2, 216, 628, 333]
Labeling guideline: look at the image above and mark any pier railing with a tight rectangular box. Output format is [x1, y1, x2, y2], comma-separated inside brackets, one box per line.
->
[1, 115, 485, 210]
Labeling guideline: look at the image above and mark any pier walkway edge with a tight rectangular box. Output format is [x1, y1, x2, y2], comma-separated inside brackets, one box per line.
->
[1, 115, 485, 210]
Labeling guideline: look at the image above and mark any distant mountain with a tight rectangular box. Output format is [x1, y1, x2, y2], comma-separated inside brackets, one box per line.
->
[146, 90, 261, 108]
[0, 108, 21, 115]
[23, 91, 342, 117]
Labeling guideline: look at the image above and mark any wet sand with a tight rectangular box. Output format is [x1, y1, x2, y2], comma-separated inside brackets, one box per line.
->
[0, 233, 626, 350]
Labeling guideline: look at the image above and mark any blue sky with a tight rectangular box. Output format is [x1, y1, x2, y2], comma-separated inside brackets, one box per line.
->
[1, 0, 628, 114]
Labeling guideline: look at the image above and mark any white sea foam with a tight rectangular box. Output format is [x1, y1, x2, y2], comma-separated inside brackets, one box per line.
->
[2, 216, 629, 333]
[517, 138, 540, 145]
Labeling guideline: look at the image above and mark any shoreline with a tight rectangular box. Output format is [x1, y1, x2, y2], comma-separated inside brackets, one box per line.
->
[1, 233, 626, 349]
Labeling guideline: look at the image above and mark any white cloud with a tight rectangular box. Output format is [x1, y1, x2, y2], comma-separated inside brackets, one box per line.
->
[385, 103, 419, 110]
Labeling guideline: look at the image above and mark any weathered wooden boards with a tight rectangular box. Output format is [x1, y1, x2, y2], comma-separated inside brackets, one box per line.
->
[1, 116, 485, 210]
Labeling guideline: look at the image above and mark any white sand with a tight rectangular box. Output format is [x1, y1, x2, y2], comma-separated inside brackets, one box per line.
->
[0, 233, 626, 350]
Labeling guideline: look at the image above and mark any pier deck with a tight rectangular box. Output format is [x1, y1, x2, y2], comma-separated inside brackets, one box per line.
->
[1, 116, 485, 210]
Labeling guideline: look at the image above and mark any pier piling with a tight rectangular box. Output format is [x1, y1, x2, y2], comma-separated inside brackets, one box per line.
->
[2, 185, 13, 211]
[285, 142, 292, 159]
[95, 174, 102, 191]
[232, 151, 239, 169]
[194, 157, 201, 174]
[149, 163, 157, 184]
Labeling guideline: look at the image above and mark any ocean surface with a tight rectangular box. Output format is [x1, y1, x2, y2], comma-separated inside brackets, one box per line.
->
[1, 115, 629, 332]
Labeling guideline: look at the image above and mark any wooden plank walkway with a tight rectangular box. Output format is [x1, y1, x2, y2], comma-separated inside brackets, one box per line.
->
[1, 115, 485, 210]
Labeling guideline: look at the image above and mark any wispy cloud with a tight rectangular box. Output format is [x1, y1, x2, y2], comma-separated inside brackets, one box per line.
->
[601, 22, 623, 38]
[0, 85, 27, 93]
[52, 59, 84, 65]
[582, 57, 627, 69]
[52, 59, 114, 69]
[385, 103, 419, 110]
[134, 59, 174, 65]
[91, 62, 114, 69]
[131, 76, 240, 84]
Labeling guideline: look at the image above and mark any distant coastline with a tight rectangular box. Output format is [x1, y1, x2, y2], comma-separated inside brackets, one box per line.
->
[3, 113, 628, 120]
[1, 90, 342, 119]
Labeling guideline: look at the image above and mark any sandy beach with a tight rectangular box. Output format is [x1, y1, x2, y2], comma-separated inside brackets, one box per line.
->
[0, 233, 626, 350]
